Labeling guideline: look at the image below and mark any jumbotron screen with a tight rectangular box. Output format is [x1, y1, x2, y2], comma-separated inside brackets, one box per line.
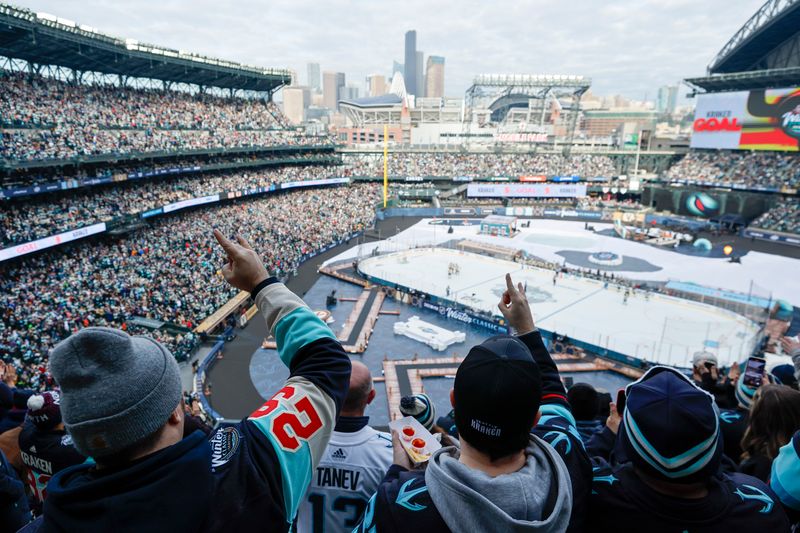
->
[690, 87, 800, 152]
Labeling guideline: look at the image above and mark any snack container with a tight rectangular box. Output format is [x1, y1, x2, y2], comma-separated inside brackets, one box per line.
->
[389, 416, 442, 464]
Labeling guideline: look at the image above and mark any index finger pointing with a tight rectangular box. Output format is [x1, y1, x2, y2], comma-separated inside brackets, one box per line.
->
[505, 273, 516, 294]
[213, 229, 238, 256]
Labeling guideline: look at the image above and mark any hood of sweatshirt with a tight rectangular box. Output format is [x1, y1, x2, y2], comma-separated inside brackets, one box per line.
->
[42, 430, 213, 532]
[425, 434, 572, 533]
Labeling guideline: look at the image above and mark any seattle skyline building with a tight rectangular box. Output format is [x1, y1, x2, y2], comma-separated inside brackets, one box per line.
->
[425, 55, 445, 97]
[307, 62, 321, 92]
[404, 30, 418, 97]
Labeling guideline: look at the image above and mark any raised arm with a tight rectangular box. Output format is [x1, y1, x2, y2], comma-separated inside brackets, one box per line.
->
[497, 273, 573, 424]
[214, 230, 351, 521]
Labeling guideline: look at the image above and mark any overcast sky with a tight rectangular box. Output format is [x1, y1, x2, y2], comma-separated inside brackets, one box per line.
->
[14, 0, 765, 100]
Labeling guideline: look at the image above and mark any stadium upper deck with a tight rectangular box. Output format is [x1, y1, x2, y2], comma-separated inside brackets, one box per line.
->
[0, 3, 290, 93]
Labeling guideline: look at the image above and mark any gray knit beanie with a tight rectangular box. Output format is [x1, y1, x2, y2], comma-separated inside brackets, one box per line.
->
[49, 327, 182, 458]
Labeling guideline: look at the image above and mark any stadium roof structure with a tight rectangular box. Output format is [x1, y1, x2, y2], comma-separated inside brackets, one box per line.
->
[709, 0, 800, 74]
[0, 3, 291, 93]
[686, 0, 800, 93]
[463, 74, 592, 154]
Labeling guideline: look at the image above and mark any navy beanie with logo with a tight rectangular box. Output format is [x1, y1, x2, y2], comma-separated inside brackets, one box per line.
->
[620, 366, 721, 483]
[454, 335, 542, 458]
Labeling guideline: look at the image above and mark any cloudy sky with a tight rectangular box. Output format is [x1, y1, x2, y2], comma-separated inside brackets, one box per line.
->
[15, 0, 765, 100]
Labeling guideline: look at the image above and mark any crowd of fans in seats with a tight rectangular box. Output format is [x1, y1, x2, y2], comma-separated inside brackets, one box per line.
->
[0, 164, 342, 246]
[750, 199, 800, 235]
[0, 184, 378, 385]
[342, 152, 617, 178]
[1, 151, 337, 189]
[664, 150, 800, 190]
[0, 70, 332, 162]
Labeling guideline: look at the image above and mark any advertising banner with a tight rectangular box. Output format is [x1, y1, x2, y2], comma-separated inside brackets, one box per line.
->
[279, 177, 349, 189]
[467, 183, 587, 198]
[421, 301, 509, 333]
[691, 87, 800, 151]
[162, 194, 220, 214]
[542, 208, 604, 219]
[519, 175, 547, 182]
[743, 229, 800, 247]
[0, 222, 106, 262]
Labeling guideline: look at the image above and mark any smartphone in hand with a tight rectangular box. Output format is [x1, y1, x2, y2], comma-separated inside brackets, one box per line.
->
[742, 356, 767, 388]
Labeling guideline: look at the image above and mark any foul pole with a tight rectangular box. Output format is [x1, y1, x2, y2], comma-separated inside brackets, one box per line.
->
[383, 124, 388, 208]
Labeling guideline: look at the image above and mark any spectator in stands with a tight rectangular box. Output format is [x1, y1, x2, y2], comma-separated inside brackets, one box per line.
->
[0, 391, 32, 436]
[783, 336, 800, 381]
[0, 184, 378, 390]
[665, 150, 800, 191]
[567, 382, 603, 444]
[18, 392, 85, 515]
[589, 366, 790, 531]
[692, 351, 736, 409]
[0, 447, 29, 532]
[399, 393, 437, 431]
[739, 384, 800, 482]
[770, 430, 800, 527]
[0, 70, 333, 164]
[296, 361, 392, 533]
[21, 229, 350, 531]
[719, 374, 756, 466]
[181, 394, 212, 437]
[355, 274, 591, 532]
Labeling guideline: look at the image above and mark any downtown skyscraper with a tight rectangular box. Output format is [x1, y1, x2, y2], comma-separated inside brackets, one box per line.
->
[404, 30, 418, 97]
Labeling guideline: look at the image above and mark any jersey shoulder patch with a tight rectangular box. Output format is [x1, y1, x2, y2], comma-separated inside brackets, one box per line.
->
[209, 426, 242, 469]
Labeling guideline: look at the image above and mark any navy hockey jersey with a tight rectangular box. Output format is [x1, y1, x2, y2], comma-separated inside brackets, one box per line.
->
[25, 280, 351, 533]
[589, 460, 790, 532]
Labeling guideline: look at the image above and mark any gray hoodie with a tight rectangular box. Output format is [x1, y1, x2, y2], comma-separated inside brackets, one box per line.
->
[424, 435, 573, 533]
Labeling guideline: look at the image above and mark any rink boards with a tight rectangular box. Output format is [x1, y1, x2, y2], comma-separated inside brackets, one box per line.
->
[357, 247, 761, 367]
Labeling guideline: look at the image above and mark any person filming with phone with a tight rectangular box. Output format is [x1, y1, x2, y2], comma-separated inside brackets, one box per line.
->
[692, 352, 737, 409]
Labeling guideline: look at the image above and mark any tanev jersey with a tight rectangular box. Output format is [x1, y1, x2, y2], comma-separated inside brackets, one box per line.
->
[296, 424, 392, 533]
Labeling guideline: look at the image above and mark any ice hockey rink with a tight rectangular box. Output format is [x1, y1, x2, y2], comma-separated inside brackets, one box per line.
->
[357, 247, 761, 368]
[329, 218, 800, 306]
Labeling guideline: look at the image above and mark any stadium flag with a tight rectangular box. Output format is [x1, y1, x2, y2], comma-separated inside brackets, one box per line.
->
[383, 124, 389, 208]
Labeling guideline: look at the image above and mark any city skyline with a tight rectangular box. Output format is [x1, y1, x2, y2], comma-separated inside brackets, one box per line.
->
[13, 0, 766, 100]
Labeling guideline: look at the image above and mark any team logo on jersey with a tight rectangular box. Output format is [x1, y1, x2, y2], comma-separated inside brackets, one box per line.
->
[210, 427, 241, 468]
[60, 434, 73, 446]
[735, 484, 774, 514]
[331, 447, 348, 461]
[29, 445, 37, 454]
[396, 479, 428, 512]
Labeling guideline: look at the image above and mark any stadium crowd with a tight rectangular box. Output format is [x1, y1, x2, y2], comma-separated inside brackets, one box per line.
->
[665, 150, 800, 190]
[1, 252, 798, 531]
[1, 164, 343, 246]
[342, 152, 617, 178]
[0, 184, 378, 386]
[0, 71, 332, 163]
[750, 199, 800, 235]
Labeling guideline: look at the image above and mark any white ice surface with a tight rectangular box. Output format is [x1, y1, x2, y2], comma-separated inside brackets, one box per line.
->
[358, 247, 761, 367]
[326, 219, 800, 306]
